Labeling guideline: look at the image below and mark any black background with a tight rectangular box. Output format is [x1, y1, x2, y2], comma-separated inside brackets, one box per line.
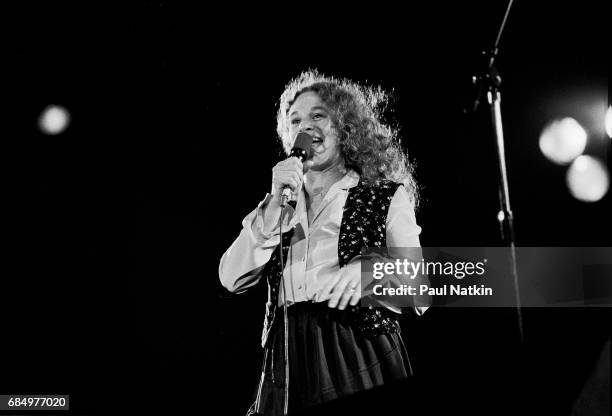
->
[5, 1, 610, 414]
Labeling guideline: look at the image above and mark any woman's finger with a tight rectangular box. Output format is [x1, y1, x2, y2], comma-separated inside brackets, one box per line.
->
[337, 286, 356, 310]
[327, 275, 350, 308]
[338, 278, 360, 310]
[349, 286, 361, 306]
[328, 270, 359, 309]
[318, 271, 341, 302]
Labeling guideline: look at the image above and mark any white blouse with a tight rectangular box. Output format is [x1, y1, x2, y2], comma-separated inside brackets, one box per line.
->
[219, 170, 428, 315]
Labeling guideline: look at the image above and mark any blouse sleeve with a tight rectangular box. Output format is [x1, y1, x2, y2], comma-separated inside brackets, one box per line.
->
[218, 194, 298, 293]
[382, 185, 430, 315]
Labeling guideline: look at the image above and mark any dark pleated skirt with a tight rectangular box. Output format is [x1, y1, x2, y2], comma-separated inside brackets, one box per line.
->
[249, 302, 412, 415]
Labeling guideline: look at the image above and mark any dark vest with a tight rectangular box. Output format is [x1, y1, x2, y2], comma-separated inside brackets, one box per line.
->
[260, 179, 402, 348]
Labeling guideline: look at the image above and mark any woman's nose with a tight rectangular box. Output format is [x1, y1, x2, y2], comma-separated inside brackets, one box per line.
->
[299, 122, 314, 133]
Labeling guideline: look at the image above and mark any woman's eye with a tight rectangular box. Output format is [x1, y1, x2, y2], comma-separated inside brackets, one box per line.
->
[290, 119, 300, 125]
[312, 113, 324, 120]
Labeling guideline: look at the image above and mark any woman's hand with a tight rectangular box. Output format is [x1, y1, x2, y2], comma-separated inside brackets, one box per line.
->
[271, 157, 312, 198]
[261, 157, 313, 233]
[320, 263, 361, 310]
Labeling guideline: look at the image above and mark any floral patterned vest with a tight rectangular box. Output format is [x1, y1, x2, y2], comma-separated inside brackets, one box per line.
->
[260, 179, 403, 348]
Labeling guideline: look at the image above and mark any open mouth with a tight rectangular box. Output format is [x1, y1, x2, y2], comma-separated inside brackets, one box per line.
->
[312, 136, 323, 144]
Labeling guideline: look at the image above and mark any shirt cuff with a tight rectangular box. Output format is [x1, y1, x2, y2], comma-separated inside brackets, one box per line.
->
[250, 193, 298, 243]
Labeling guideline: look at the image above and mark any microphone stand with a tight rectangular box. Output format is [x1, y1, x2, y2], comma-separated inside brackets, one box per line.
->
[469, 0, 524, 342]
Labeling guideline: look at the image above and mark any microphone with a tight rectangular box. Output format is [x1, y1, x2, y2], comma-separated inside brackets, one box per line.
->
[280, 132, 313, 207]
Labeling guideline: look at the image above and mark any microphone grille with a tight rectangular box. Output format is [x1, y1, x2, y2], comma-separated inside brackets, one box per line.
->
[293, 132, 313, 151]
[290, 132, 314, 161]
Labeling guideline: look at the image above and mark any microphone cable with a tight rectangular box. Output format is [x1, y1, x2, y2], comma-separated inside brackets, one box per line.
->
[278, 205, 290, 416]
[251, 204, 291, 416]
[275, 131, 311, 415]
[256, 132, 311, 414]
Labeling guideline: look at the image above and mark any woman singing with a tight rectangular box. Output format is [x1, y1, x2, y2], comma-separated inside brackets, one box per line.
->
[219, 70, 428, 415]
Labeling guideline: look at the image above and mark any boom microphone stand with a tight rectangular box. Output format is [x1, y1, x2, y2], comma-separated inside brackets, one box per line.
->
[469, 0, 524, 342]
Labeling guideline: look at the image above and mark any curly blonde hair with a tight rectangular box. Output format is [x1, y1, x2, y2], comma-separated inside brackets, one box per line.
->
[276, 69, 419, 207]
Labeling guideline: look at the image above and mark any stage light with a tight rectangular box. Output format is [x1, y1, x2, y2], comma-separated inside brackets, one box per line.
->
[39, 105, 70, 135]
[539, 117, 587, 165]
[605, 105, 612, 138]
[566, 155, 609, 202]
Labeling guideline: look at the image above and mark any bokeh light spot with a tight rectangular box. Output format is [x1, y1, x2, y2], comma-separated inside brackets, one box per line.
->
[39, 105, 70, 135]
[539, 117, 587, 165]
[605, 105, 612, 138]
[566, 155, 609, 202]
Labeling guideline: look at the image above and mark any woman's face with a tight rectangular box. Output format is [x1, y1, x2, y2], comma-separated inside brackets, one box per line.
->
[288, 91, 343, 171]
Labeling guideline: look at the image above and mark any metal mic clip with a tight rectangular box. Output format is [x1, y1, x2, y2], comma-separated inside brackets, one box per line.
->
[280, 187, 292, 208]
